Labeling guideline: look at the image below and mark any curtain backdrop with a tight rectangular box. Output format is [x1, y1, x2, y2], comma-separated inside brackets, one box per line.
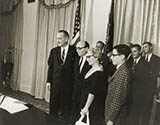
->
[0, 0, 13, 84]
[31, 0, 77, 100]
[81, 0, 94, 45]
[11, 1, 23, 90]
[113, 0, 160, 56]
[80, 0, 112, 47]
[113, 1, 160, 123]
[0, 0, 23, 90]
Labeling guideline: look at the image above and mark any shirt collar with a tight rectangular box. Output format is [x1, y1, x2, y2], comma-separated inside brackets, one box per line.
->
[147, 53, 152, 62]
[61, 44, 69, 51]
[127, 53, 132, 60]
[134, 56, 141, 64]
[116, 63, 123, 69]
[83, 55, 87, 60]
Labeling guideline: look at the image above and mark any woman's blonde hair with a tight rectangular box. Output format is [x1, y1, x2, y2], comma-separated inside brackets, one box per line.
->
[86, 48, 102, 59]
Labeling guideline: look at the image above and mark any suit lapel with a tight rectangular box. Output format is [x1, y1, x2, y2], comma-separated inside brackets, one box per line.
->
[80, 61, 90, 76]
[110, 63, 126, 81]
[57, 47, 63, 64]
[75, 57, 80, 74]
[136, 57, 142, 66]
[149, 54, 154, 63]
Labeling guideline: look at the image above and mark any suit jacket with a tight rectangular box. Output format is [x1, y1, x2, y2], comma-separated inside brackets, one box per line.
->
[126, 54, 134, 72]
[147, 54, 160, 77]
[99, 54, 116, 77]
[72, 56, 91, 101]
[130, 57, 151, 110]
[127, 56, 160, 124]
[105, 63, 130, 125]
[132, 57, 149, 87]
[145, 54, 160, 95]
[47, 45, 77, 96]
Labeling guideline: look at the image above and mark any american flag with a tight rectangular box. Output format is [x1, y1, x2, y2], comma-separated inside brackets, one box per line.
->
[72, 0, 81, 46]
[104, 0, 114, 54]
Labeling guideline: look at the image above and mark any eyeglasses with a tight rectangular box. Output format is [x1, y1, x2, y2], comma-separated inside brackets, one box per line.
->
[86, 55, 94, 59]
[86, 55, 98, 59]
[76, 47, 86, 50]
[111, 53, 121, 57]
[86, 55, 93, 58]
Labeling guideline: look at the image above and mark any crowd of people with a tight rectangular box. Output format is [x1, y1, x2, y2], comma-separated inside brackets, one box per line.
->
[46, 30, 160, 125]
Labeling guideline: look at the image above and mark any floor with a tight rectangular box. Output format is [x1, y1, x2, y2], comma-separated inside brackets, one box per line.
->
[0, 85, 49, 113]
[0, 84, 160, 125]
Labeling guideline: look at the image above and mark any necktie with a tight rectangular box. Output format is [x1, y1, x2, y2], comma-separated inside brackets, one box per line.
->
[79, 57, 83, 66]
[132, 59, 136, 74]
[145, 55, 148, 62]
[79, 57, 83, 73]
[61, 49, 65, 63]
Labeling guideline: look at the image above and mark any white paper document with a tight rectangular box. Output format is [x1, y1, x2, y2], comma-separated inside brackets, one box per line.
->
[0, 96, 29, 114]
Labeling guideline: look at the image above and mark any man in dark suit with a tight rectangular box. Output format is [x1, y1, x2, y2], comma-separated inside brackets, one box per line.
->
[46, 30, 77, 124]
[129, 44, 151, 125]
[71, 40, 91, 123]
[142, 42, 160, 124]
[142, 42, 160, 98]
[142, 42, 160, 78]
[105, 44, 131, 125]
[95, 41, 115, 77]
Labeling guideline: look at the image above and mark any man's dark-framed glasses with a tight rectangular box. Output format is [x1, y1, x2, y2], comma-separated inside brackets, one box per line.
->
[76, 47, 86, 50]
[112, 53, 121, 57]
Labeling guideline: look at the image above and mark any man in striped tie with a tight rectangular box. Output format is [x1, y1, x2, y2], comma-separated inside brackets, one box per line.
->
[47, 30, 77, 125]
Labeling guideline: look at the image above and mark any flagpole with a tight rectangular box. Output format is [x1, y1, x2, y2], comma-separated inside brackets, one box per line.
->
[72, 0, 81, 46]
[104, 0, 114, 55]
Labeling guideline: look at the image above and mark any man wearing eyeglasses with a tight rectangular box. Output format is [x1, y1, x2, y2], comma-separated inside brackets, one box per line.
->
[105, 44, 131, 125]
[71, 40, 91, 123]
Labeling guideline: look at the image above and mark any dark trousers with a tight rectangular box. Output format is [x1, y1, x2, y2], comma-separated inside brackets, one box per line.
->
[71, 100, 81, 123]
[49, 85, 71, 125]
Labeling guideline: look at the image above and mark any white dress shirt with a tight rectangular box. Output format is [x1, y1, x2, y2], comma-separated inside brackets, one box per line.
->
[134, 56, 141, 64]
[145, 53, 152, 62]
[61, 44, 69, 63]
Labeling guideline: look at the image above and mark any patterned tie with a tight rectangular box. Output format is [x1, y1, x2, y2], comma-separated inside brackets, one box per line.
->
[61, 49, 65, 63]
[79, 57, 83, 73]
[79, 57, 83, 66]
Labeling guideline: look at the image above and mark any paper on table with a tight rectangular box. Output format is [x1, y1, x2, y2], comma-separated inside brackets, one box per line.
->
[0, 96, 29, 114]
[0, 95, 5, 104]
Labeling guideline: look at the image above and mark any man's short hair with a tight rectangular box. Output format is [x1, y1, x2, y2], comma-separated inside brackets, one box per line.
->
[96, 41, 105, 48]
[143, 42, 152, 47]
[58, 30, 70, 38]
[131, 44, 141, 51]
[85, 41, 90, 48]
[125, 42, 133, 48]
[76, 40, 90, 48]
[113, 44, 130, 59]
